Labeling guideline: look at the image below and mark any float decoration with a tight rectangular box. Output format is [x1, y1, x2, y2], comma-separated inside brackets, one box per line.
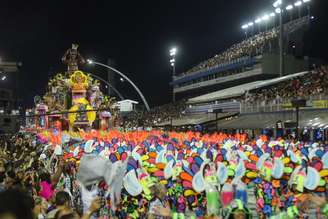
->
[68, 70, 96, 128]
[62, 43, 86, 74]
[28, 44, 119, 131]
[35, 102, 49, 129]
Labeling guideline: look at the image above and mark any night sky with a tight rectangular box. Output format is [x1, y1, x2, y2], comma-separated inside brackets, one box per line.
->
[0, 0, 327, 108]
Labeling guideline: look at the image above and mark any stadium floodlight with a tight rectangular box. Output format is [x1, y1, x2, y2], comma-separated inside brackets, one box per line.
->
[262, 14, 270, 21]
[275, 8, 282, 13]
[1, 75, 6, 81]
[241, 24, 249, 29]
[169, 48, 177, 56]
[171, 63, 174, 66]
[294, 1, 302, 6]
[247, 22, 254, 26]
[273, 0, 282, 8]
[87, 59, 93, 64]
[170, 58, 175, 63]
[286, 5, 293, 10]
[255, 18, 262, 23]
[270, 12, 275, 17]
[170, 48, 177, 53]
[303, 0, 310, 3]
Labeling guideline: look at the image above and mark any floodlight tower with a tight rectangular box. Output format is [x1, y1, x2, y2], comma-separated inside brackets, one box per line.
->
[241, 0, 312, 77]
[294, 1, 303, 18]
[273, 0, 284, 77]
[273, 0, 311, 77]
[170, 47, 177, 103]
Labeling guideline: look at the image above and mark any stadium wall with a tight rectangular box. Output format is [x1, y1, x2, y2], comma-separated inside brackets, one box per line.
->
[261, 54, 309, 76]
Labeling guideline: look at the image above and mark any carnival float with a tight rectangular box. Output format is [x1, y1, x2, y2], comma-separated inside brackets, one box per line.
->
[28, 44, 118, 132]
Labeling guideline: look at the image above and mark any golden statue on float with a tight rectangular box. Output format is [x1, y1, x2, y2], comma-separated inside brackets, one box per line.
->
[68, 70, 96, 130]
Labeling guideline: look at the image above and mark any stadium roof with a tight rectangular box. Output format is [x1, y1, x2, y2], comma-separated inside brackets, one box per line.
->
[216, 109, 328, 129]
[171, 57, 256, 86]
[187, 71, 309, 104]
[155, 112, 234, 126]
[116, 99, 139, 105]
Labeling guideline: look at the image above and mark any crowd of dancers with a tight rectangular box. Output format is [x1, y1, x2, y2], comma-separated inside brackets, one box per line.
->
[0, 130, 327, 219]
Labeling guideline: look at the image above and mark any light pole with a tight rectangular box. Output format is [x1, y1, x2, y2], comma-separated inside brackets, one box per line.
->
[169, 47, 177, 103]
[248, 22, 254, 36]
[87, 59, 150, 111]
[286, 4, 294, 21]
[241, 24, 249, 38]
[269, 12, 276, 28]
[273, 0, 284, 77]
[273, 0, 311, 77]
[294, 1, 303, 18]
[254, 18, 262, 33]
[278, 8, 284, 77]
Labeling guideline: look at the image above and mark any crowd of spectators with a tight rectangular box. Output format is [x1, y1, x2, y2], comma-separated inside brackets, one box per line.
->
[122, 101, 187, 129]
[181, 29, 278, 76]
[0, 133, 102, 219]
[122, 64, 328, 130]
[141, 101, 186, 126]
[245, 65, 328, 105]
[179, 16, 309, 77]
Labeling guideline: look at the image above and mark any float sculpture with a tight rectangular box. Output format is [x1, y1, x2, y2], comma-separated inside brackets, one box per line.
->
[30, 44, 118, 131]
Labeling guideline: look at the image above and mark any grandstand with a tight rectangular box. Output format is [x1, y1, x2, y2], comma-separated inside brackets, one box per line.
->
[157, 15, 328, 140]
[123, 14, 327, 140]
[171, 16, 310, 100]
[150, 67, 327, 140]
[187, 71, 308, 104]
[184, 65, 328, 139]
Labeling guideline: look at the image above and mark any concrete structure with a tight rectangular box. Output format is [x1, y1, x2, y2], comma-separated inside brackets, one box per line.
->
[115, 99, 139, 112]
[171, 16, 310, 101]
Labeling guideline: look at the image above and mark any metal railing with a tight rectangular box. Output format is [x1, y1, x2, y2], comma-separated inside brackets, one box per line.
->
[241, 94, 328, 113]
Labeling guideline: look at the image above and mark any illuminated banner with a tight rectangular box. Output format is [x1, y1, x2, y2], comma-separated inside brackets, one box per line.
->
[312, 100, 328, 108]
[282, 100, 328, 109]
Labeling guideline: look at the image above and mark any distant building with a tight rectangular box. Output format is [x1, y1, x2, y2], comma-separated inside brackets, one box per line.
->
[0, 60, 20, 133]
[115, 99, 139, 112]
[0, 88, 14, 114]
[0, 88, 19, 133]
